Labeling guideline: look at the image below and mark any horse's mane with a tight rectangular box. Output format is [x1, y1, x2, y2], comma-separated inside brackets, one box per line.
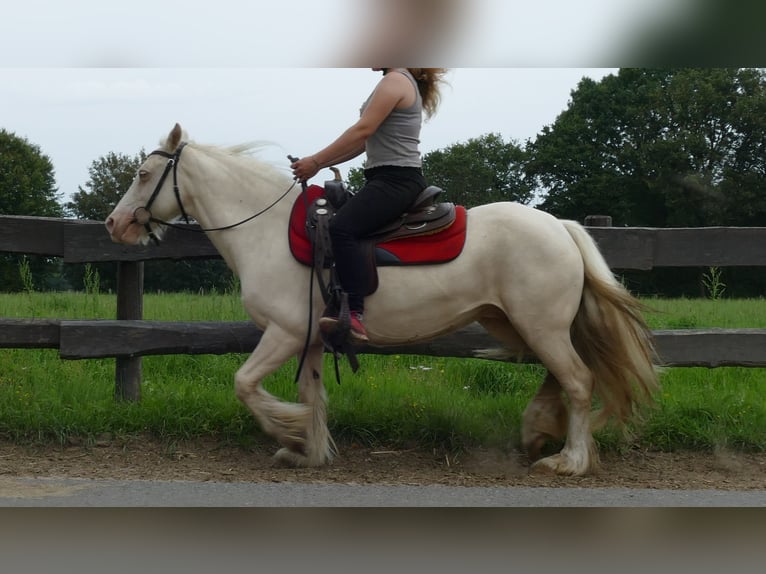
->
[159, 130, 291, 187]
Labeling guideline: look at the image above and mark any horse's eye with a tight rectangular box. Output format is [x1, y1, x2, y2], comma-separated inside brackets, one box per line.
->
[138, 170, 150, 182]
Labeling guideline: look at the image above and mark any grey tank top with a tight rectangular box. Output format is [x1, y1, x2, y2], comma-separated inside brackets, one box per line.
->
[362, 68, 423, 169]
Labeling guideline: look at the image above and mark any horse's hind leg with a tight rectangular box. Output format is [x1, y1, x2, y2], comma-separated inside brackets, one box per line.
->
[234, 324, 320, 465]
[521, 372, 568, 461]
[479, 316, 569, 464]
[274, 343, 336, 467]
[527, 336, 598, 475]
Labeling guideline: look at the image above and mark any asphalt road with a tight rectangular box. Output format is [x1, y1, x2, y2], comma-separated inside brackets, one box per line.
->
[1, 476, 765, 506]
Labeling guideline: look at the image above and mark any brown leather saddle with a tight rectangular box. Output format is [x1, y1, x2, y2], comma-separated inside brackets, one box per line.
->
[306, 168, 457, 290]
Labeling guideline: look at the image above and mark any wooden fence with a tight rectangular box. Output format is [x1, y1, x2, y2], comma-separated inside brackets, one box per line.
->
[2, 214, 766, 401]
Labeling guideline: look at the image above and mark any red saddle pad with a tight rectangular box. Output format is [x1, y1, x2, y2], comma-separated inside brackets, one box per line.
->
[288, 185, 467, 267]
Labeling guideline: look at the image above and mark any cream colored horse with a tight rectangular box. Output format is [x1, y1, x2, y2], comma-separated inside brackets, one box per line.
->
[106, 124, 659, 476]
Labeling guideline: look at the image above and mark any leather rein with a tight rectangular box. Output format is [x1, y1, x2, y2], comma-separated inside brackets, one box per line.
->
[133, 142, 297, 245]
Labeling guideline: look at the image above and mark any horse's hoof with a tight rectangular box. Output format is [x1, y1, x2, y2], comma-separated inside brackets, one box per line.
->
[529, 454, 587, 476]
[529, 457, 560, 475]
[273, 447, 309, 468]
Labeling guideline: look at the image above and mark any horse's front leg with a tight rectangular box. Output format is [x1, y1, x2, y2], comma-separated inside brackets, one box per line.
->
[273, 343, 336, 467]
[234, 324, 318, 463]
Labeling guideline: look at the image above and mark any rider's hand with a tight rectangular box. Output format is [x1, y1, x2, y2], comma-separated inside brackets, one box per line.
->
[291, 156, 321, 182]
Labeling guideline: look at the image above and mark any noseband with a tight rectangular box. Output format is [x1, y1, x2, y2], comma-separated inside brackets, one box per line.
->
[133, 141, 296, 245]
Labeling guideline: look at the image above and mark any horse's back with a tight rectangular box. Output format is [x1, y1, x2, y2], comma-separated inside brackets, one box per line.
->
[467, 201, 566, 234]
[465, 202, 582, 267]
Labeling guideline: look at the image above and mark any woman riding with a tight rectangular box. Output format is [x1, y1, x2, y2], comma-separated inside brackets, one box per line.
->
[291, 67, 448, 343]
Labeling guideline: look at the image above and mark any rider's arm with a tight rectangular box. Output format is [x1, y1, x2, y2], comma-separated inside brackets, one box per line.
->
[292, 72, 413, 181]
[318, 144, 366, 167]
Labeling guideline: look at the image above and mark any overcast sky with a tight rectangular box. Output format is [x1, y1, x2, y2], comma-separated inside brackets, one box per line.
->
[1, 67, 617, 202]
[1, 1, 680, 67]
[2, 0, 694, 205]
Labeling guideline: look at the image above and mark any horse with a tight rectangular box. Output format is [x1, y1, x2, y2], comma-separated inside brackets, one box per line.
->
[105, 123, 659, 476]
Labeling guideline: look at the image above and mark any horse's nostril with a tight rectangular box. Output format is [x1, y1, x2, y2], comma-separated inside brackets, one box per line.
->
[105, 216, 115, 233]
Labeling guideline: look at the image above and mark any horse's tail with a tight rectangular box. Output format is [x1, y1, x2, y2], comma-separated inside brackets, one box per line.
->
[562, 220, 661, 428]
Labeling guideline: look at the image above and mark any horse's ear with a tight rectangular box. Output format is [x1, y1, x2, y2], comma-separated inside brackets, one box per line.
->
[168, 123, 183, 151]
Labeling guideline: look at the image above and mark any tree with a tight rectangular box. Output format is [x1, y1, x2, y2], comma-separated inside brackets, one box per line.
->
[527, 68, 766, 227]
[346, 133, 534, 208]
[66, 150, 146, 220]
[346, 166, 365, 194]
[0, 130, 63, 291]
[526, 68, 766, 297]
[716, 69, 766, 226]
[0, 129, 62, 217]
[422, 133, 533, 207]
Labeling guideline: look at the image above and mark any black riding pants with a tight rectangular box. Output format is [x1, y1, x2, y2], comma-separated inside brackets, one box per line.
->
[329, 165, 427, 312]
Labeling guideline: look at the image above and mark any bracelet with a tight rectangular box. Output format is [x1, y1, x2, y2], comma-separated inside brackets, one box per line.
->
[310, 157, 320, 169]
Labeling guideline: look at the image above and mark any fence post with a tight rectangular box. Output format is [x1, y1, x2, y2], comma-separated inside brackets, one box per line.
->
[584, 215, 613, 227]
[115, 261, 144, 401]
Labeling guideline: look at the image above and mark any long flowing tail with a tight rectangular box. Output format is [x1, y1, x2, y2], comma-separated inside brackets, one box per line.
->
[562, 220, 660, 428]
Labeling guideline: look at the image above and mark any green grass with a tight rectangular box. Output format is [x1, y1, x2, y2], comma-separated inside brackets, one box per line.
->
[637, 367, 766, 451]
[641, 296, 766, 329]
[0, 292, 765, 454]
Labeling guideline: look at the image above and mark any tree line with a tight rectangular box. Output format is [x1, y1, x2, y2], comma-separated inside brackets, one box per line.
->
[2, 68, 766, 296]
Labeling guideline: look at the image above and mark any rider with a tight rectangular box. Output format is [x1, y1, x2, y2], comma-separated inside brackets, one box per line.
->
[291, 68, 448, 343]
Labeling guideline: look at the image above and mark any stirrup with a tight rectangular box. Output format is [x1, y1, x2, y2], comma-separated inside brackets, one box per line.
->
[319, 292, 361, 375]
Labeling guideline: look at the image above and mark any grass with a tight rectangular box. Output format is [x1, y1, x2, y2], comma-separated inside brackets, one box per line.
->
[641, 296, 766, 329]
[0, 292, 765, 454]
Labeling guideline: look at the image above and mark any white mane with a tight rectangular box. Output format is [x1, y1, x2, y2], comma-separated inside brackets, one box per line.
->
[160, 131, 292, 189]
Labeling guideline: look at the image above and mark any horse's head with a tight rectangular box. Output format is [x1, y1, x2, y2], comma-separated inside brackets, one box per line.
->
[106, 123, 189, 245]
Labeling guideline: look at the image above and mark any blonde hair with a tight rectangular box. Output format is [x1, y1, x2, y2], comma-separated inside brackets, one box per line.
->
[407, 68, 449, 119]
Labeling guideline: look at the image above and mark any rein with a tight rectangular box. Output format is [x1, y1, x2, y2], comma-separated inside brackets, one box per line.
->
[133, 142, 297, 244]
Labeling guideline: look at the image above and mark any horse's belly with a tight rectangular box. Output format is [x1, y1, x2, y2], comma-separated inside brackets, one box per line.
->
[365, 298, 485, 345]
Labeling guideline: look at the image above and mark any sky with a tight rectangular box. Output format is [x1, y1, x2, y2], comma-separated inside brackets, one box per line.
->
[1, 67, 616, 202]
[1, 1, 684, 67]
[0, 0, 718, 205]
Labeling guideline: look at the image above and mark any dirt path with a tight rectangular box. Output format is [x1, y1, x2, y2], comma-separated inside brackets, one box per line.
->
[1, 437, 764, 491]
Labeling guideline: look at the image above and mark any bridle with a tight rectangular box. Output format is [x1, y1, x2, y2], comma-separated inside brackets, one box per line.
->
[133, 141, 297, 245]
[132, 143, 188, 244]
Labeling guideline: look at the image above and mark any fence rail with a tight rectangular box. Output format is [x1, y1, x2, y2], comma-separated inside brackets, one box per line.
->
[2, 318, 765, 369]
[2, 214, 766, 400]
[4, 215, 766, 267]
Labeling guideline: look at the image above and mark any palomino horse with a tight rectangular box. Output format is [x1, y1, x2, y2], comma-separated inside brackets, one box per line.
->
[106, 123, 659, 476]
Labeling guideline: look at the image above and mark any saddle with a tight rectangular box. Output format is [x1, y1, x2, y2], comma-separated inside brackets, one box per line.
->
[289, 174, 467, 292]
[309, 178, 458, 273]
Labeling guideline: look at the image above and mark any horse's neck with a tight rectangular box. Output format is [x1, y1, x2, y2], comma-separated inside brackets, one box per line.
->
[180, 148, 296, 273]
